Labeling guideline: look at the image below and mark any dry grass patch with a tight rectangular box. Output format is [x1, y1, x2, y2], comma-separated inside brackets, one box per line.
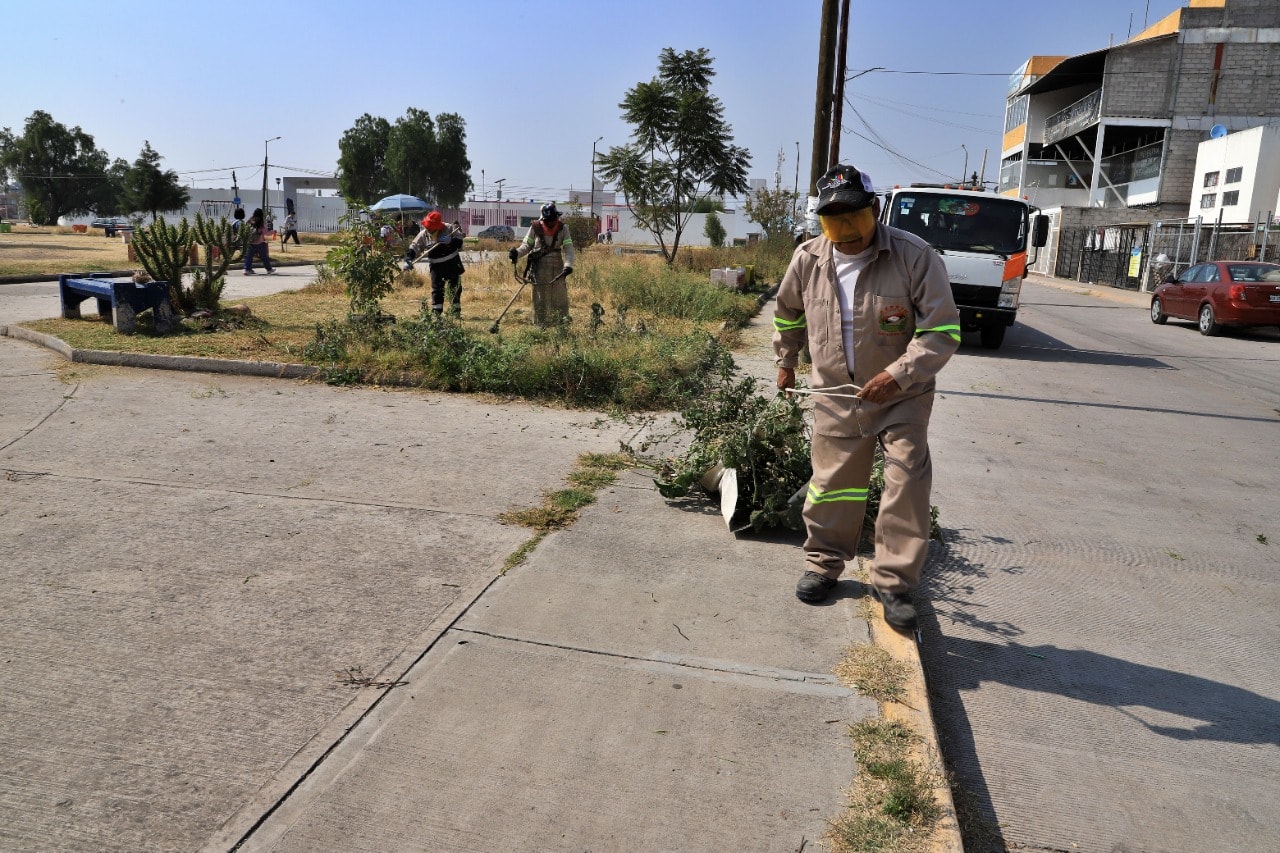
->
[835, 644, 910, 705]
[825, 719, 944, 853]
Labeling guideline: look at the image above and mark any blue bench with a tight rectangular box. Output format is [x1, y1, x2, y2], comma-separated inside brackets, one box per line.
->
[58, 274, 175, 335]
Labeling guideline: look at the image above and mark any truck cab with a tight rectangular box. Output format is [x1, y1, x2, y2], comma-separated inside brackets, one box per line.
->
[881, 185, 1048, 349]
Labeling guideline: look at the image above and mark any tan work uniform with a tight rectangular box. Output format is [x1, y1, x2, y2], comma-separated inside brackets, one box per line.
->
[773, 223, 960, 594]
[513, 220, 575, 326]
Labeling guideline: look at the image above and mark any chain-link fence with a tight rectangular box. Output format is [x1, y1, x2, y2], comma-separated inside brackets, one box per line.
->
[1055, 214, 1280, 291]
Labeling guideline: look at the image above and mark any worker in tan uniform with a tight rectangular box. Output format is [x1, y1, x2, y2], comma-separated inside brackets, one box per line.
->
[773, 164, 961, 630]
[509, 202, 575, 327]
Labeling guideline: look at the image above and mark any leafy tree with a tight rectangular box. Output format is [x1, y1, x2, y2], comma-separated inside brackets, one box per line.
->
[595, 48, 751, 265]
[432, 112, 472, 208]
[744, 149, 799, 242]
[0, 110, 111, 224]
[336, 114, 392, 205]
[95, 158, 131, 216]
[386, 108, 436, 200]
[704, 209, 726, 248]
[122, 141, 189, 221]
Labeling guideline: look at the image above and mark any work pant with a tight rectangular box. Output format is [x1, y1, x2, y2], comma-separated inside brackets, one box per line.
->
[282, 229, 300, 245]
[803, 422, 933, 594]
[429, 267, 462, 315]
[531, 252, 569, 327]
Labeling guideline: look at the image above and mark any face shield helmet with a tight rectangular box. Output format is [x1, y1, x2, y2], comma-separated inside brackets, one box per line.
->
[540, 202, 560, 223]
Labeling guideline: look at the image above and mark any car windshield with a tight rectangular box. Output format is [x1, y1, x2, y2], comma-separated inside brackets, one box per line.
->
[1225, 263, 1280, 282]
[888, 193, 1028, 254]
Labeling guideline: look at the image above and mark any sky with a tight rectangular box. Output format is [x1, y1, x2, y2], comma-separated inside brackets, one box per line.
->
[3, 0, 1190, 204]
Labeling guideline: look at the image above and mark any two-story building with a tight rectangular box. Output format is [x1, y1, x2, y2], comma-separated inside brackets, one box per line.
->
[1000, 0, 1280, 288]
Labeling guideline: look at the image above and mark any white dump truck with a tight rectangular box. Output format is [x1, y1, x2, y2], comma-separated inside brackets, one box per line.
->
[880, 185, 1048, 349]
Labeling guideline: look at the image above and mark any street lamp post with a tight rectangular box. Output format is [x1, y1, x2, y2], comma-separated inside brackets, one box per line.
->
[262, 136, 281, 216]
[590, 135, 603, 236]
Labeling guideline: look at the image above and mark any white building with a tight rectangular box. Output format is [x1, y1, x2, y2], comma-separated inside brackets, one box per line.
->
[1190, 125, 1280, 225]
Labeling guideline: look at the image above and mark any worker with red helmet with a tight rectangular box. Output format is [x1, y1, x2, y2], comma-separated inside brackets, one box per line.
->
[406, 210, 465, 316]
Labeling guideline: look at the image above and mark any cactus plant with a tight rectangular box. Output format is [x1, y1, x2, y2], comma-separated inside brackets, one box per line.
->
[189, 214, 247, 313]
[131, 214, 249, 315]
[132, 215, 193, 313]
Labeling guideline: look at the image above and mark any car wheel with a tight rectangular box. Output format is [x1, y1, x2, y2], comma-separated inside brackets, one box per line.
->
[1198, 303, 1221, 336]
[1150, 297, 1167, 324]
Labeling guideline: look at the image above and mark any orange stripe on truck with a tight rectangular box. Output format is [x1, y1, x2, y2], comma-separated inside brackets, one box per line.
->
[1004, 252, 1027, 281]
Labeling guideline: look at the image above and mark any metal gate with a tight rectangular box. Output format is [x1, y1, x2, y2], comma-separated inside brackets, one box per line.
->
[1056, 225, 1145, 290]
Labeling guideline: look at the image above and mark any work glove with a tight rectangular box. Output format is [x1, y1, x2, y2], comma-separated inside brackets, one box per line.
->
[562, 265, 573, 277]
[508, 247, 520, 263]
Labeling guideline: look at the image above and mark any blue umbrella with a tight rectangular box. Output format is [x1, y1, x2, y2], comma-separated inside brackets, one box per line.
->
[369, 194, 433, 214]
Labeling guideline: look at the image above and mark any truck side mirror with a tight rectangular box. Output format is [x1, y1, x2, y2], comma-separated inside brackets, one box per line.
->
[1032, 215, 1049, 248]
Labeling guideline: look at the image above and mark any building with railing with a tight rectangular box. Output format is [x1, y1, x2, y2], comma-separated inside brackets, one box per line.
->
[999, 0, 1280, 284]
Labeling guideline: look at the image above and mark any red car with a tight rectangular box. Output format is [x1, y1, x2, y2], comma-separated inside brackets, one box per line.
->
[1150, 260, 1280, 335]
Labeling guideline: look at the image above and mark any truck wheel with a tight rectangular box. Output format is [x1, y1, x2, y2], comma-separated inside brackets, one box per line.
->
[979, 324, 1006, 349]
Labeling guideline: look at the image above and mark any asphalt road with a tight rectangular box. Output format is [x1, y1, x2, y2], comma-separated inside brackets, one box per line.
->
[922, 275, 1279, 851]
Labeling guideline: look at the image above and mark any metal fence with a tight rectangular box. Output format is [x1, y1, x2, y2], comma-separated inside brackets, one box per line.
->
[1055, 213, 1279, 291]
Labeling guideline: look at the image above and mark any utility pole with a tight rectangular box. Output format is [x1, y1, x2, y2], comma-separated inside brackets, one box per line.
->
[262, 136, 280, 216]
[826, 0, 852, 169]
[809, 0, 839, 195]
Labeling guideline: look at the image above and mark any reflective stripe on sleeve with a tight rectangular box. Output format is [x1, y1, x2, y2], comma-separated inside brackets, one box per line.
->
[774, 315, 807, 332]
[916, 324, 961, 342]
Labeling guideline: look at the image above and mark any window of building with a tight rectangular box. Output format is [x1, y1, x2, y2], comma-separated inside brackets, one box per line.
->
[1200, 193, 1217, 209]
[1004, 95, 1029, 133]
[1203, 171, 1219, 188]
[504, 212, 518, 227]
[1223, 190, 1240, 206]
[1225, 167, 1243, 184]
[470, 210, 486, 226]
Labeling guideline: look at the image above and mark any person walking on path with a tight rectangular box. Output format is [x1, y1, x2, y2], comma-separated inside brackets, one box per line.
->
[406, 211, 465, 316]
[509, 202, 574, 327]
[242, 208, 276, 275]
[773, 164, 960, 630]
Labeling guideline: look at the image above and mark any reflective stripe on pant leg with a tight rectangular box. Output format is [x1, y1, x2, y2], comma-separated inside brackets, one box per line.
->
[429, 267, 445, 312]
[870, 422, 933, 594]
[803, 431, 877, 578]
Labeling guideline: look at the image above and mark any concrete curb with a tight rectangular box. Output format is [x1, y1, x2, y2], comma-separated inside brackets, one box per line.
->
[857, 558, 964, 852]
[0, 323, 322, 380]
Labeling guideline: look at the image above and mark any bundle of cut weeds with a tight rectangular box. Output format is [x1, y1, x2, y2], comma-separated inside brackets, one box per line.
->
[650, 364, 813, 533]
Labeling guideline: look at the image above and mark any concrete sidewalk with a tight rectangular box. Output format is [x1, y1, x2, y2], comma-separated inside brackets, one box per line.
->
[0, 278, 955, 851]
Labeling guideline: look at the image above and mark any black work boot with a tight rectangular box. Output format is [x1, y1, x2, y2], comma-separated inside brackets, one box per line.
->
[872, 587, 918, 630]
[795, 571, 838, 603]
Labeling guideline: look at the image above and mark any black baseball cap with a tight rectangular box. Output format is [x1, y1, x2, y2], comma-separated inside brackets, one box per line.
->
[815, 164, 876, 214]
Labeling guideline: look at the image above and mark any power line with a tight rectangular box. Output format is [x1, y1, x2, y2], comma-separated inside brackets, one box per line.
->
[846, 93, 997, 135]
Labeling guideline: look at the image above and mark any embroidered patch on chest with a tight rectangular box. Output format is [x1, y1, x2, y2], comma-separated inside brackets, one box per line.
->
[878, 304, 910, 334]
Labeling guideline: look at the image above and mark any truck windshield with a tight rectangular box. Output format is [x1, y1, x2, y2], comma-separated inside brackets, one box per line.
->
[888, 193, 1028, 255]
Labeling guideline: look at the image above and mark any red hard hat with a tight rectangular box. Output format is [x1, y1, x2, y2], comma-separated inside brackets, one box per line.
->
[422, 211, 445, 231]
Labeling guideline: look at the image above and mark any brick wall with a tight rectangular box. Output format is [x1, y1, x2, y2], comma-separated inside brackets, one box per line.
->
[1103, 38, 1176, 117]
